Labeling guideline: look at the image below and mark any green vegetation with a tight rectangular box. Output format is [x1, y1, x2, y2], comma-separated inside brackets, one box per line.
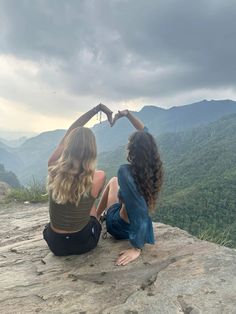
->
[5, 178, 48, 203]
[154, 114, 236, 248]
[198, 227, 233, 247]
[98, 114, 236, 248]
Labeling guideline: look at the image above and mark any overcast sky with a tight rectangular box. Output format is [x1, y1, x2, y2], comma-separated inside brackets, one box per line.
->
[0, 0, 236, 135]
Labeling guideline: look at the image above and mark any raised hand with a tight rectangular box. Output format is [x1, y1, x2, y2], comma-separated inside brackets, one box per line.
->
[97, 103, 113, 126]
[111, 109, 129, 127]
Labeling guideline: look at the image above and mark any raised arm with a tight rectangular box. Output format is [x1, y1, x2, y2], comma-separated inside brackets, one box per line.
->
[48, 104, 112, 166]
[112, 109, 144, 130]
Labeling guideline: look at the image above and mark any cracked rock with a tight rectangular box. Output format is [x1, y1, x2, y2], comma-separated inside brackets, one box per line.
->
[0, 203, 236, 313]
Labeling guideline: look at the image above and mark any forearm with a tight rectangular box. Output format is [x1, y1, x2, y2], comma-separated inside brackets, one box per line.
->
[48, 105, 99, 166]
[126, 111, 144, 130]
[63, 105, 99, 142]
[96, 183, 110, 219]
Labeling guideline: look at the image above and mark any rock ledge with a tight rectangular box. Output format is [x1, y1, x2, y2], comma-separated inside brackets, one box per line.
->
[0, 203, 236, 313]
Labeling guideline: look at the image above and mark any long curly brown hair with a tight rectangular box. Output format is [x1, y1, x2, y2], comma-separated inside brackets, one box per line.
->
[127, 131, 164, 212]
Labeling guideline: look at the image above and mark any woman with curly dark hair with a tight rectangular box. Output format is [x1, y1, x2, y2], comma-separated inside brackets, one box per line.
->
[96, 110, 163, 265]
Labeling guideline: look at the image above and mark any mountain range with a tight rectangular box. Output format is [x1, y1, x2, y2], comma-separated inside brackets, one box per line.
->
[94, 99, 236, 152]
[0, 99, 236, 184]
[0, 137, 29, 148]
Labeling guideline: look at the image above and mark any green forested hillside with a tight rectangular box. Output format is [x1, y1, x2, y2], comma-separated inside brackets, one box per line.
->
[97, 114, 236, 247]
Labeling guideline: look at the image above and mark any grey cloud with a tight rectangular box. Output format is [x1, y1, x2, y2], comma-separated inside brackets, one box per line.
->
[1, 0, 236, 107]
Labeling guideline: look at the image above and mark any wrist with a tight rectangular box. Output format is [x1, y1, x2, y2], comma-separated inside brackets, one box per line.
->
[126, 110, 131, 117]
[93, 104, 100, 114]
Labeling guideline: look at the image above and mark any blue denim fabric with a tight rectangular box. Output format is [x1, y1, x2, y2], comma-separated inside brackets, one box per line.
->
[106, 203, 130, 240]
[106, 163, 155, 249]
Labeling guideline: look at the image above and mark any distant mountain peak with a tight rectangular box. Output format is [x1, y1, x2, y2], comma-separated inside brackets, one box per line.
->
[140, 105, 165, 112]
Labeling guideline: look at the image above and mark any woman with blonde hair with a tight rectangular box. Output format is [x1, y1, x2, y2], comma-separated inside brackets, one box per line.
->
[43, 104, 112, 256]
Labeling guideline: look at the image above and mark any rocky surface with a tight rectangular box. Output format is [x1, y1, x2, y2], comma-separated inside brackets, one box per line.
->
[0, 181, 11, 200]
[0, 203, 236, 314]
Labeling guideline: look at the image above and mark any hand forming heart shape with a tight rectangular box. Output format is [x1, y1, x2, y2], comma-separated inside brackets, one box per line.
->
[98, 103, 129, 127]
[111, 109, 129, 127]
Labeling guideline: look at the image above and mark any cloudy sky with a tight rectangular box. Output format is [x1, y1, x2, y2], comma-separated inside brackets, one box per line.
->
[0, 0, 236, 136]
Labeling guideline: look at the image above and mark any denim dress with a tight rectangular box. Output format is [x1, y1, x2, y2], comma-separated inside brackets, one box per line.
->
[106, 164, 155, 249]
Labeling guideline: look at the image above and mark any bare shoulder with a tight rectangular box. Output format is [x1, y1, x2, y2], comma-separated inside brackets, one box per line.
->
[93, 170, 106, 185]
[91, 170, 106, 199]
[94, 170, 106, 179]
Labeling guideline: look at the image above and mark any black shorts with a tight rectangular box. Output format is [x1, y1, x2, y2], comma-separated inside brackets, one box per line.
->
[43, 216, 101, 256]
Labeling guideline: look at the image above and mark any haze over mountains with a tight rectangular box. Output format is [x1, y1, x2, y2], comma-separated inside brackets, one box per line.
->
[0, 99, 236, 184]
[0, 137, 28, 148]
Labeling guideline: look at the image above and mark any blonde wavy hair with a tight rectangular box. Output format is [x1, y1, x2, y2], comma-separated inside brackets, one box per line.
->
[47, 127, 97, 205]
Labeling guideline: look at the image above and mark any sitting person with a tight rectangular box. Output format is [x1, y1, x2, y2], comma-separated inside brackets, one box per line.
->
[97, 110, 164, 265]
[43, 104, 112, 256]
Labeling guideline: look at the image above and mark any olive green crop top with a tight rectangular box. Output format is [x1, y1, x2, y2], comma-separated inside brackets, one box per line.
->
[49, 193, 96, 232]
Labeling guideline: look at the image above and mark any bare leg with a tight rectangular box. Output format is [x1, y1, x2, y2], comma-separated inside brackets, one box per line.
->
[89, 204, 98, 218]
[96, 177, 119, 219]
